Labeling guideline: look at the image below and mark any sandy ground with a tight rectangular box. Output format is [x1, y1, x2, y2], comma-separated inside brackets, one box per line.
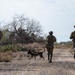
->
[0, 48, 75, 75]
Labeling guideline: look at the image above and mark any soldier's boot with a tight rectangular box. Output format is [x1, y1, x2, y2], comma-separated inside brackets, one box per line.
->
[49, 53, 53, 63]
[48, 53, 50, 61]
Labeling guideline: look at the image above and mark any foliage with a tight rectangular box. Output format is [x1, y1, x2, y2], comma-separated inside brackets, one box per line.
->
[59, 41, 73, 46]
[0, 44, 23, 52]
[1, 30, 10, 44]
[2, 14, 42, 44]
[54, 41, 73, 48]
[0, 31, 3, 41]
[36, 36, 46, 43]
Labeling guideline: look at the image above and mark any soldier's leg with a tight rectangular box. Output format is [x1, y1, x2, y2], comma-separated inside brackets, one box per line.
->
[74, 48, 75, 59]
[48, 51, 50, 61]
[49, 47, 53, 63]
[73, 43, 75, 59]
[47, 47, 50, 61]
[50, 52, 53, 63]
[47, 49, 50, 62]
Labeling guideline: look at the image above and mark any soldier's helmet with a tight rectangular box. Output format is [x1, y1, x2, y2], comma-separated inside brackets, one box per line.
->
[49, 31, 53, 35]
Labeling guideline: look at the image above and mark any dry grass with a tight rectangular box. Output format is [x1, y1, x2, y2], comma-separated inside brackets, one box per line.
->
[24, 42, 46, 52]
[0, 42, 45, 62]
[0, 52, 13, 62]
[17, 42, 46, 52]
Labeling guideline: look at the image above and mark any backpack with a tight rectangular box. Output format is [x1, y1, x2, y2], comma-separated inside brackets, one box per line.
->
[47, 35, 56, 44]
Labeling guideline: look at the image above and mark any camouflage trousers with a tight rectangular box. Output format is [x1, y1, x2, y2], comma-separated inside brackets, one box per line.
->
[73, 42, 75, 59]
[46, 44, 54, 63]
[73, 48, 75, 59]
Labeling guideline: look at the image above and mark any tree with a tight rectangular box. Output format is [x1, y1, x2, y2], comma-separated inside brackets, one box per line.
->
[3, 14, 42, 44]
[0, 23, 3, 41]
[26, 19, 42, 36]
[0, 31, 3, 41]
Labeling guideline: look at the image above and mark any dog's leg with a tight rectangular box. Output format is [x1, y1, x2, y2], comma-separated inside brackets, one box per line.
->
[42, 56, 45, 60]
[39, 54, 45, 60]
[34, 56, 36, 60]
[28, 56, 33, 60]
[41, 55, 45, 60]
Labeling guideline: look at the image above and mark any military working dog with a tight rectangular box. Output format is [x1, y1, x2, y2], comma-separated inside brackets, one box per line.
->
[27, 48, 45, 60]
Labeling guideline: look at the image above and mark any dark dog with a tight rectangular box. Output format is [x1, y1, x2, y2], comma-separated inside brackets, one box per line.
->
[27, 49, 45, 60]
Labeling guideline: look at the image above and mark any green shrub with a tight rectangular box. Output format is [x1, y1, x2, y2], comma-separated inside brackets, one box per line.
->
[0, 44, 23, 52]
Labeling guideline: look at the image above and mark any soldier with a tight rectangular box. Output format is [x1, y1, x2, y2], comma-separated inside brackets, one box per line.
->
[46, 31, 56, 63]
[70, 26, 75, 59]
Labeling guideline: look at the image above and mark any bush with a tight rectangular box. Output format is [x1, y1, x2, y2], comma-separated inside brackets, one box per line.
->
[0, 52, 13, 62]
[0, 44, 23, 52]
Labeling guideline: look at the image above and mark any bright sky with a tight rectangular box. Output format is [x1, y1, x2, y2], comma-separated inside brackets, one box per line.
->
[0, 0, 75, 42]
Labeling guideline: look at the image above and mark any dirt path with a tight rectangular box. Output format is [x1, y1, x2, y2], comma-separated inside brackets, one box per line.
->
[0, 48, 75, 75]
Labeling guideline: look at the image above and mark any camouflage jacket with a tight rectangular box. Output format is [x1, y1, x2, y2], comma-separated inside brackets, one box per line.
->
[70, 31, 75, 43]
[47, 35, 56, 45]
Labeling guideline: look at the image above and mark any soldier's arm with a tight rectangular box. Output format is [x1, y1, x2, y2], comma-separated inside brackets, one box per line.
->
[70, 32, 73, 39]
[53, 36, 57, 42]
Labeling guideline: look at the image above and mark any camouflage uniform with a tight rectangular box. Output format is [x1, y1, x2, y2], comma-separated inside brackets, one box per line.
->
[70, 31, 75, 59]
[46, 31, 56, 63]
